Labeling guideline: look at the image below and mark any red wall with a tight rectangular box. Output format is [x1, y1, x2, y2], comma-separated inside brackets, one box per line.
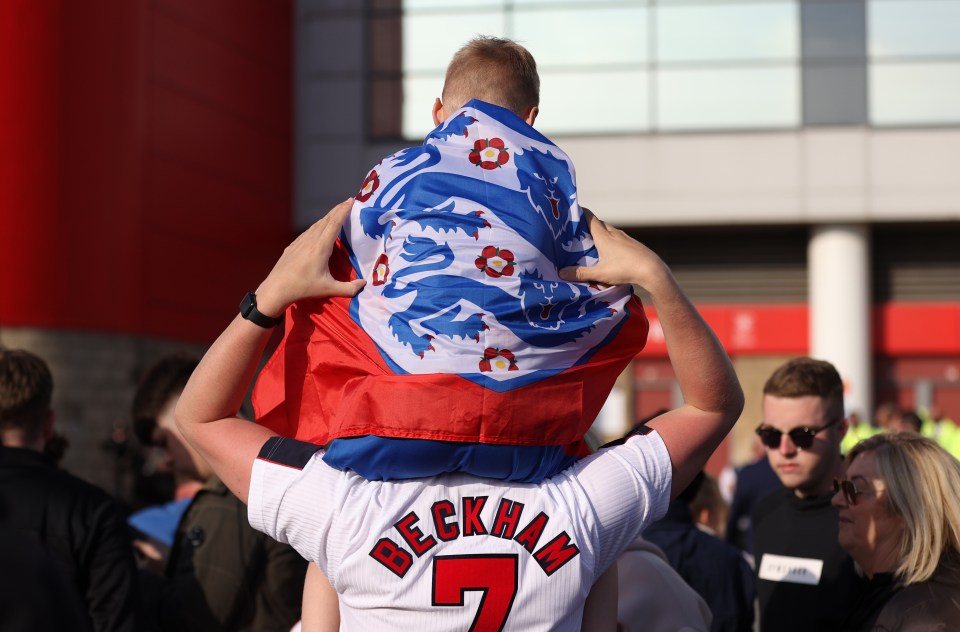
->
[635, 302, 960, 473]
[0, 0, 292, 344]
[641, 303, 960, 358]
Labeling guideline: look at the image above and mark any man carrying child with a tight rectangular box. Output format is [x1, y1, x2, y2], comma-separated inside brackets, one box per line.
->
[175, 37, 744, 630]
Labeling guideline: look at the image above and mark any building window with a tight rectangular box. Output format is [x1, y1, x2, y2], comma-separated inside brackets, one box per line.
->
[868, 0, 960, 125]
[368, 0, 801, 140]
[658, 67, 799, 131]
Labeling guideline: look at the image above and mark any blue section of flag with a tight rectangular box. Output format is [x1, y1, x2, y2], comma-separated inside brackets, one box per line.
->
[323, 437, 578, 483]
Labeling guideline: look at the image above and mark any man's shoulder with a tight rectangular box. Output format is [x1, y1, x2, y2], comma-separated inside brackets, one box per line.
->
[1, 448, 117, 507]
[48, 470, 129, 529]
[694, 527, 749, 561]
[183, 478, 247, 524]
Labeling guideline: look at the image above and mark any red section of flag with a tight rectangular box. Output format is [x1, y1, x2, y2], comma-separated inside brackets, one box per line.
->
[253, 242, 648, 448]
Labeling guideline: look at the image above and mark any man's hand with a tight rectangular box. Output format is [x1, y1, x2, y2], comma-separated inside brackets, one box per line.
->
[561, 208, 744, 499]
[255, 198, 366, 317]
[132, 539, 167, 575]
[558, 209, 671, 293]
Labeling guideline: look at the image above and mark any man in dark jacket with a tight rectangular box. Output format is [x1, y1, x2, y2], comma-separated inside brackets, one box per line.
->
[0, 346, 139, 632]
[644, 471, 755, 632]
[133, 354, 306, 632]
[751, 358, 868, 631]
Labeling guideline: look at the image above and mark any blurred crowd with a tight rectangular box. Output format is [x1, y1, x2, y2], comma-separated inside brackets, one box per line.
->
[0, 348, 306, 632]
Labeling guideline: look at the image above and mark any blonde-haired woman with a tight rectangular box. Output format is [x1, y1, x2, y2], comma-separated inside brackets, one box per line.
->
[832, 432, 960, 630]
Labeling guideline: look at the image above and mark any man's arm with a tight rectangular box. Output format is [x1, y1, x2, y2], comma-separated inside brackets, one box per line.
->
[560, 211, 744, 498]
[175, 199, 366, 503]
[300, 563, 340, 632]
[581, 561, 619, 631]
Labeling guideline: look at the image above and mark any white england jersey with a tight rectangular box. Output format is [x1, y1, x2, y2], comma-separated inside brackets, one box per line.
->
[248, 432, 672, 632]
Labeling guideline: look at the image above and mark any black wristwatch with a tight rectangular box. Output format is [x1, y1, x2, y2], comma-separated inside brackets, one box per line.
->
[239, 292, 282, 328]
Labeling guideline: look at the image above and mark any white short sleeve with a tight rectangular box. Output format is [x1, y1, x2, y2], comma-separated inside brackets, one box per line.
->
[247, 437, 341, 573]
[565, 430, 672, 572]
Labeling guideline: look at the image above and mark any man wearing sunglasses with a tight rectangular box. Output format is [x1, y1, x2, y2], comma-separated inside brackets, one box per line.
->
[750, 357, 869, 632]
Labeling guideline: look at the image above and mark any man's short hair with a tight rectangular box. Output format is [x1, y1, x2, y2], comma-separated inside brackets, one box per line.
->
[763, 357, 844, 421]
[132, 353, 199, 445]
[0, 347, 53, 435]
[442, 36, 540, 117]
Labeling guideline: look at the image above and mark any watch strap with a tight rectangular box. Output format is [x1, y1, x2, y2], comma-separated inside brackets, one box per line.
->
[239, 292, 282, 328]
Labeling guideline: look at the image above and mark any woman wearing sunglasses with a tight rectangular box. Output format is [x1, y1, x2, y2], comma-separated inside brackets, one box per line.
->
[833, 433, 960, 630]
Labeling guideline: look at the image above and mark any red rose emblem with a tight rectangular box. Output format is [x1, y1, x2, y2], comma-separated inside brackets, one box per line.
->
[468, 138, 510, 170]
[474, 245, 515, 278]
[478, 347, 518, 372]
[371, 253, 389, 286]
[356, 169, 380, 202]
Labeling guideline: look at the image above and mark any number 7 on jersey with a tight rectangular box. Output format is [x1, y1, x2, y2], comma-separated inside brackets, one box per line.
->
[432, 554, 519, 632]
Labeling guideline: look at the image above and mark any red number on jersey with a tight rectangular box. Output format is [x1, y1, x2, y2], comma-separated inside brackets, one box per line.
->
[432, 554, 519, 632]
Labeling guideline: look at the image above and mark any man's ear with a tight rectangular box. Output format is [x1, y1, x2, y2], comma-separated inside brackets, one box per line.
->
[432, 98, 446, 126]
[838, 415, 849, 440]
[523, 106, 539, 126]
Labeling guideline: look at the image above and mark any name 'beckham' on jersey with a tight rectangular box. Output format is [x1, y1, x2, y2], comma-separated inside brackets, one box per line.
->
[369, 494, 580, 579]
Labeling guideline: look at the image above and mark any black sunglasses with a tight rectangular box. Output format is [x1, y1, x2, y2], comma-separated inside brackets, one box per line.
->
[755, 417, 842, 450]
[833, 478, 871, 506]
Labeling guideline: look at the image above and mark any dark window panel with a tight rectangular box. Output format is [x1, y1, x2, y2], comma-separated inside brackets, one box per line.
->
[369, 14, 402, 74]
[802, 64, 867, 125]
[873, 223, 960, 301]
[626, 225, 809, 304]
[369, 0, 402, 12]
[367, 11, 402, 138]
[368, 77, 403, 138]
[801, 0, 866, 61]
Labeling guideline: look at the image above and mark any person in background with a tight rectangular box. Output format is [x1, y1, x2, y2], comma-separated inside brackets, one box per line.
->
[724, 434, 781, 555]
[129, 354, 207, 553]
[0, 528, 91, 631]
[874, 403, 902, 432]
[0, 346, 138, 632]
[751, 357, 868, 631]
[835, 432, 960, 630]
[917, 405, 960, 460]
[841, 410, 881, 454]
[644, 470, 755, 632]
[616, 535, 712, 632]
[887, 409, 921, 434]
[133, 354, 306, 632]
[688, 472, 728, 536]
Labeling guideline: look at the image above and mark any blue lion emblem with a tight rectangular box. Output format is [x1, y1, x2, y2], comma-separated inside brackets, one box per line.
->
[430, 110, 478, 141]
[350, 104, 617, 369]
[514, 146, 588, 248]
[358, 145, 594, 265]
[379, 237, 616, 358]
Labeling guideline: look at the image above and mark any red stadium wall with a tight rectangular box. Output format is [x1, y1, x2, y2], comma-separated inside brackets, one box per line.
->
[640, 303, 960, 359]
[636, 302, 960, 434]
[0, 0, 292, 344]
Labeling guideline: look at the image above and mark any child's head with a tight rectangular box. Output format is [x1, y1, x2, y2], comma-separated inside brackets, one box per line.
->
[434, 36, 540, 125]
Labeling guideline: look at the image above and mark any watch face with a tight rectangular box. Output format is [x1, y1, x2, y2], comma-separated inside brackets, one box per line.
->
[240, 292, 255, 316]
